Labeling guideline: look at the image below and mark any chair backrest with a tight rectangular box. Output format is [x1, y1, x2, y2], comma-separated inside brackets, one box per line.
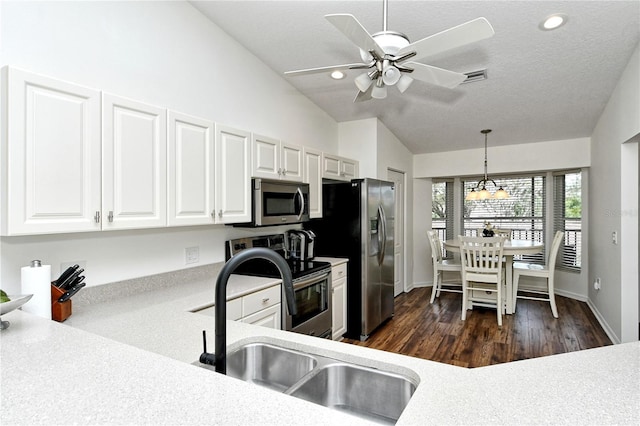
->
[427, 230, 443, 263]
[458, 236, 506, 282]
[548, 231, 565, 267]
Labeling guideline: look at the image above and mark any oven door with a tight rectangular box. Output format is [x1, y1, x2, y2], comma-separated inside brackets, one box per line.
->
[284, 269, 332, 337]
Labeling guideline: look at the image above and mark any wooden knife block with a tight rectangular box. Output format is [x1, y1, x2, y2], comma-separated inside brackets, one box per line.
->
[51, 285, 72, 322]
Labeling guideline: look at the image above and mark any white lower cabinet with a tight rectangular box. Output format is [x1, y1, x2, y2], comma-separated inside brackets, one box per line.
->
[194, 284, 281, 330]
[331, 262, 348, 340]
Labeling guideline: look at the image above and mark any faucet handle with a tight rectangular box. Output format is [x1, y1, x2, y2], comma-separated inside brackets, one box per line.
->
[199, 330, 216, 366]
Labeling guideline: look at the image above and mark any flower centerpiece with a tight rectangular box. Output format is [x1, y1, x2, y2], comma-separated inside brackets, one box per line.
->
[482, 221, 494, 237]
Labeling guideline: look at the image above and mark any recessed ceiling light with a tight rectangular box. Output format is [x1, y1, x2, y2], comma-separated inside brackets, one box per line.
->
[330, 70, 346, 80]
[540, 13, 568, 31]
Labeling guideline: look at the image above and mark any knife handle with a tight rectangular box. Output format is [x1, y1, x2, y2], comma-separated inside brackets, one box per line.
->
[54, 264, 79, 287]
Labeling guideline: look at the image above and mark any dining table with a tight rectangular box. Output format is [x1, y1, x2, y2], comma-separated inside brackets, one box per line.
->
[443, 238, 544, 314]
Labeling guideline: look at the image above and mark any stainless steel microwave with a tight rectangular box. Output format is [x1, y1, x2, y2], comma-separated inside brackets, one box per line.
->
[237, 179, 310, 227]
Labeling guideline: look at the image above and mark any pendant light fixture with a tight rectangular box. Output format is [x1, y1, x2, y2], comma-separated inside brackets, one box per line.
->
[465, 129, 509, 201]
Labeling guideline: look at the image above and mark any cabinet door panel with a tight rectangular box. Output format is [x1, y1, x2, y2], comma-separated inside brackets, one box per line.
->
[303, 147, 323, 218]
[281, 142, 303, 182]
[242, 304, 281, 329]
[2, 67, 101, 235]
[215, 125, 251, 224]
[103, 94, 166, 230]
[168, 111, 214, 226]
[252, 134, 279, 179]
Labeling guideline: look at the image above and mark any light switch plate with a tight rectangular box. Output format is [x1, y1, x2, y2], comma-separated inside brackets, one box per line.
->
[185, 247, 199, 264]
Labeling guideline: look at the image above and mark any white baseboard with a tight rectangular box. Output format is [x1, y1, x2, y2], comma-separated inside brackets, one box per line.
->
[586, 299, 620, 344]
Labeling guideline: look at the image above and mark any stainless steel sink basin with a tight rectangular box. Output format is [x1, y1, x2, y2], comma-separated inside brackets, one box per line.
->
[195, 341, 418, 424]
[288, 363, 416, 424]
[225, 343, 317, 392]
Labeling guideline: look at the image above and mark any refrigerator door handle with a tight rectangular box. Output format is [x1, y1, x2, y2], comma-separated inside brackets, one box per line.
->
[295, 187, 306, 220]
[377, 205, 387, 266]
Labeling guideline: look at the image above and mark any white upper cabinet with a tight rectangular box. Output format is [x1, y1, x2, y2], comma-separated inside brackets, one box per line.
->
[322, 153, 359, 181]
[1, 67, 102, 235]
[215, 125, 251, 224]
[303, 147, 323, 218]
[167, 111, 215, 226]
[102, 93, 167, 230]
[252, 133, 303, 182]
[280, 142, 303, 182]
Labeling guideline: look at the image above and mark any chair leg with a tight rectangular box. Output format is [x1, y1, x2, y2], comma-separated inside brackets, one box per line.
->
[548, 276, 558, 318]
[512, 271, 520, 313]
[497, 280, 503, 327]
[461, 281, 468, 320]
[430, 269, 439, 303]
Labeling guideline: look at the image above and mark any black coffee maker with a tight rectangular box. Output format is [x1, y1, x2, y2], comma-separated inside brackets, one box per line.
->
[285, 230, 316, 261]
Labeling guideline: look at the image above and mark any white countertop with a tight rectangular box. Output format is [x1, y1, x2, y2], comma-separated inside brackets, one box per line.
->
[1, 271, 639, 425]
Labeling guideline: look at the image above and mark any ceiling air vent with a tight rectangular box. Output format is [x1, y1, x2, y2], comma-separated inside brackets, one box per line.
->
[461, 69, 487, 84]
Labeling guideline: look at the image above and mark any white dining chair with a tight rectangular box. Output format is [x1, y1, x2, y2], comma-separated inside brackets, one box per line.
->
[459, 236, 506, 326]
[427, 230, 462, 303]
[512, 231, 564, 318]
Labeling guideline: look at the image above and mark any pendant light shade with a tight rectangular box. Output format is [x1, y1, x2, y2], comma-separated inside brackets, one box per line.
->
[465, 129, 509, 201]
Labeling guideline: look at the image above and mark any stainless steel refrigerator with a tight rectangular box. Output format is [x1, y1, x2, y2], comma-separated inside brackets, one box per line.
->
[305, 178, 394, 341]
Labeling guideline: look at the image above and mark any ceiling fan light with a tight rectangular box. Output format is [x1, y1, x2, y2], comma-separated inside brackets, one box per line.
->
[354, 72, 374, 92]
[396, 75, 414, 93]
[382, 65, 401, 85]
[371, 84, 387, 99]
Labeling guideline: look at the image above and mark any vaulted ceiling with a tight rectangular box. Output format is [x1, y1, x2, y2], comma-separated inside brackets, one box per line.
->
[191, 1, 640, 154]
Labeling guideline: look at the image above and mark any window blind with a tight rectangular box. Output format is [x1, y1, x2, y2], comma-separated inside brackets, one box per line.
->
[553, 171, 582, 271]
[432, 180, 455, 258]
[462, 174, 546, 264]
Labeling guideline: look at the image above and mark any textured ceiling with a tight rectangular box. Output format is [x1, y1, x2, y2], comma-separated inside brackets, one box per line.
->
[190, 1, 640, 154]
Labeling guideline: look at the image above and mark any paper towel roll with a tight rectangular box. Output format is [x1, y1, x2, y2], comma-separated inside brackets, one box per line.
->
[21, 260, 52, 320]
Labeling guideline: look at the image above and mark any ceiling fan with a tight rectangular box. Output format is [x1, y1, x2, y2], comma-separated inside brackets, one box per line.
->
[284, 0, 495, 102]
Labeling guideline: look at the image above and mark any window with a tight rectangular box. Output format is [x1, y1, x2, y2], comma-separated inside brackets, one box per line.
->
[463, 175, 546, 264]
[554, 171, 582, 271]
[432, 180, 454, 257]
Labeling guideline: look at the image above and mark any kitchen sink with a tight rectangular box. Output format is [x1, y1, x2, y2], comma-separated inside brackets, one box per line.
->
[287, 363, 416, 424]
[195, 340, 418, 424]
[225, 343, 317, 392]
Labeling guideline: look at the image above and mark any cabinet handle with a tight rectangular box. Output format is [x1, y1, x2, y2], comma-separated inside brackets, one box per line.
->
[282, 169, 287, 175]
[94, 211, 101, 223]
[211, 211, 215, 218]
[108, 211, 114, 222]
[218, 210, 223, 218]
[262, 298, 270, 304]
[277, 168, 282, 176]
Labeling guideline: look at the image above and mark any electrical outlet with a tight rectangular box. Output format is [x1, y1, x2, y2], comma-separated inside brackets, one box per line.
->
[185, 247, 199, 264]
[594, 277, 601, 291]
[612, 231, 618, 245]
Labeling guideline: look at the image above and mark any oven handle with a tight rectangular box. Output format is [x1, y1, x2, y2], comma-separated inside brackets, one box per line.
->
[295, 187, 306, 220]
[293, 270, 331, 290]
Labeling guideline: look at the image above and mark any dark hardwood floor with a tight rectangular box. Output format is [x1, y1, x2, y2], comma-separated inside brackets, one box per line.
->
[342, 287, 612, 368]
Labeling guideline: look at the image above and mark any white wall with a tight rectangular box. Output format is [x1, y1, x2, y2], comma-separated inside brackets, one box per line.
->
[0, 1, 339, 292]
[338, 118, 377, 178]
[589, 42, 640, 343]
[414, 137, 590, 178]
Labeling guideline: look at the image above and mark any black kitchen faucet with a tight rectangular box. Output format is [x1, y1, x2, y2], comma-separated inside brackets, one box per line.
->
[199, 248, 297, 374]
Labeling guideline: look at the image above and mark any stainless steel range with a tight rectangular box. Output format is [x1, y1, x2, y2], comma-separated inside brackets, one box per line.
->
[225, 234, 332, 338]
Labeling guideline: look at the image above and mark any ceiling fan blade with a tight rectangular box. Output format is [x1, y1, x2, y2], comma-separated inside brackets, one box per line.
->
[397, 17, 495, 62]
[284, 63, 370, 77]
[403, 62, 467, 89]
[325, 14, 385, 58]
[353, 86, 373, 103]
